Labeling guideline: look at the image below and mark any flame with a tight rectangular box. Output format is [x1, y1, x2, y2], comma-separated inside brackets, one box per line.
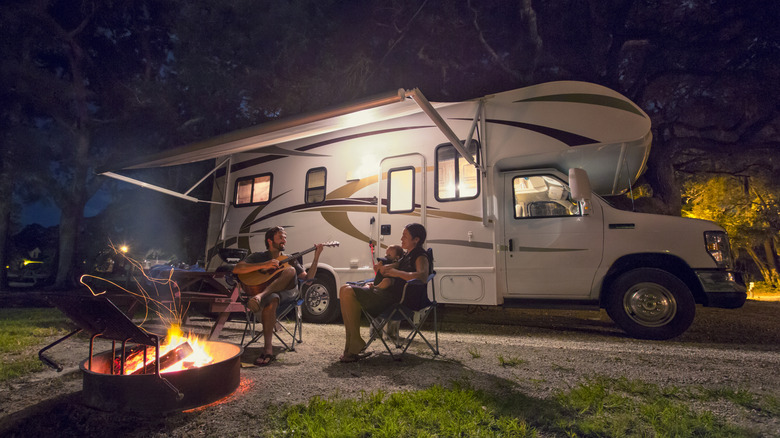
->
[118, 324, 214, 375]
[160, 325, 214, 372]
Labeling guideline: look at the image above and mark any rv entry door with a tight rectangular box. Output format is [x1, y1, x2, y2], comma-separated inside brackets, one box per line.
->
[378, 154, 426, 247]
[502, 171, 603, 299]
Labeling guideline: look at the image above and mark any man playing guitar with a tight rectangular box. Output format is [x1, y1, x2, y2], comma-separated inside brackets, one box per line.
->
[233, 226, 324, 366]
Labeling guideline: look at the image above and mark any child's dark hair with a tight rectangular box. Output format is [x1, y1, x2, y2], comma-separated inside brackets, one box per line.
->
[387, 245, 403, 260]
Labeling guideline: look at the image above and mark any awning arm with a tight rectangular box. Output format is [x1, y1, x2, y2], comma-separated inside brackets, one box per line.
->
[405, 88, 485, 172]
[463, 99, 484, 166]
[101, 171, 223, 205]
[184, 157, 230, 196]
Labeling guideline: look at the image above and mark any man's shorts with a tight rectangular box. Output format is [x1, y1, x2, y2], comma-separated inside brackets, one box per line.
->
[248, 287, 298, 313]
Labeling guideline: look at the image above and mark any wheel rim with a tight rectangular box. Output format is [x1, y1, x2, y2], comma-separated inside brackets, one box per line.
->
[623, 282, 677, 327]
[304, 284, 330, 316]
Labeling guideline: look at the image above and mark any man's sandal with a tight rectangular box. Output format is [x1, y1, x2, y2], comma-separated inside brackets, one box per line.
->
[254, 353, 276, 366]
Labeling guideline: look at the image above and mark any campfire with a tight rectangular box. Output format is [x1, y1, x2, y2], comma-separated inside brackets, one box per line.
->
[36, 246, 246, 413]
[42, 294, 243, 414]
[115, 325, 214, 375]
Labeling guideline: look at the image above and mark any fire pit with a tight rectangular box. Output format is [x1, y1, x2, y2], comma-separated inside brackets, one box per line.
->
[43, 294, 242, 414]
[80, 340, 241, 413]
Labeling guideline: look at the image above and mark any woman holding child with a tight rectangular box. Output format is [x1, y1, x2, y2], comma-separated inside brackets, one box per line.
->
[338, 223, 430, 363]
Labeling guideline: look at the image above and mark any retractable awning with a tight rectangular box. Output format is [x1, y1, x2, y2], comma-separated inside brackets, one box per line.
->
[100, 88, 482, 202]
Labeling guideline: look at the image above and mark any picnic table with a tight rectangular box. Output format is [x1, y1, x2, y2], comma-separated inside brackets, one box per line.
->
[146, 268, 246, 341]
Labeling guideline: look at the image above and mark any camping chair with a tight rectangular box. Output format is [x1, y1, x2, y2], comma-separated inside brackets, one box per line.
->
[362, 248, 438, 360]
[240, 278, 306, 352]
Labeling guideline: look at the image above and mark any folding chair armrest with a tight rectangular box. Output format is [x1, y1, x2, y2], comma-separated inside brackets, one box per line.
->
[405, 272, 435, 286]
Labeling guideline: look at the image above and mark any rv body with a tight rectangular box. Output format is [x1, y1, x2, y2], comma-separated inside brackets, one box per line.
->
[110, 81, 746, 340]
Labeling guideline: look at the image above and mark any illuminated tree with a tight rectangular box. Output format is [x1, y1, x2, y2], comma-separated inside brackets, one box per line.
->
[683, 175, 780, 285]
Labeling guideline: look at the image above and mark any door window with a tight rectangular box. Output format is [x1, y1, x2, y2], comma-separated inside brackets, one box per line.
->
[387, 167, 415, 213]
[512, 175, 579, 219]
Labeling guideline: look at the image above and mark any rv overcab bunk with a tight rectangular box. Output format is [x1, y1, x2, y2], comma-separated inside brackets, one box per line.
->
[102, 81, 746, 340]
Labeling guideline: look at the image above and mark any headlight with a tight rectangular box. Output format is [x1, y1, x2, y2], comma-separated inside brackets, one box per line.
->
[704, 231, 734, 270]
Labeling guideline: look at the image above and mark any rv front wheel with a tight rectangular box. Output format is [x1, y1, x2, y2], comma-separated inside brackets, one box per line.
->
[301, 275, 340, 323]
[606, 268, 695, 340]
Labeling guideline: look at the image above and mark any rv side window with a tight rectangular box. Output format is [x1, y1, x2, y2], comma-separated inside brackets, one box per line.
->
[234, 174, 272, 207]
[512, 175, 580, 219]
[305, 167, 326, 204]
[435, 141, 480, 201]
[387, 167, 415, 214]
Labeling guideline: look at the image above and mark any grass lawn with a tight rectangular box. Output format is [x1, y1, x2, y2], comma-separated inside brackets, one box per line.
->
[0, 307, 71, 382]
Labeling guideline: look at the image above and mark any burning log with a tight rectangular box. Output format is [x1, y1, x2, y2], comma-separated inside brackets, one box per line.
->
[112, 344, 148, 375]
[129, 341, 194, 375]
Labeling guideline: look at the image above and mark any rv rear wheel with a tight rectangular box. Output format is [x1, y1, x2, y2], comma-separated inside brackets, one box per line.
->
[606, 268, 695, 340]
[301, 275, 340, 324]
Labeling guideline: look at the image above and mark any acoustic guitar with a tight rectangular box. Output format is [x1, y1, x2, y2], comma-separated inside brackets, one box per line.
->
[238, 241, 339, 295]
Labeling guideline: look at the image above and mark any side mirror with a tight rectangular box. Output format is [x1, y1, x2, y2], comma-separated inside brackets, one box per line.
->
[568, 168, 592, 215]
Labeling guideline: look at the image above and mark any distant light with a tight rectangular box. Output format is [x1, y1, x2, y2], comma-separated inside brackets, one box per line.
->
[120, 245, 129, 253]
[23, 259, 43, 266]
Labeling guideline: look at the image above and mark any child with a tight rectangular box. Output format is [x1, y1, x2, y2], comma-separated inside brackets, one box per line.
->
[369, 245, 404, 291]
[365, 245, 404, 344]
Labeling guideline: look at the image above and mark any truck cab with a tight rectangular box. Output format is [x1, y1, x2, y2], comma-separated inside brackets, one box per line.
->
[501, 167, 745, 339]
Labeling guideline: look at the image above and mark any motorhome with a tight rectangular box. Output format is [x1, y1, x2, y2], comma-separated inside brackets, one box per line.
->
[104, 81, 746, 340]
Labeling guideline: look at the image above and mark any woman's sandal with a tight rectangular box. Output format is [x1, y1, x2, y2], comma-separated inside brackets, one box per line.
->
[339, 351, 372, 363]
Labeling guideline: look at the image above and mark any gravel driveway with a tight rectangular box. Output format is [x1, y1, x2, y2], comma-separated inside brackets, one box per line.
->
[2, 300, 779, 436]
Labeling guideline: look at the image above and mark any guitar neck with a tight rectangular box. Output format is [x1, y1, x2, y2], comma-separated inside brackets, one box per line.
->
[279, 246, 316, 265]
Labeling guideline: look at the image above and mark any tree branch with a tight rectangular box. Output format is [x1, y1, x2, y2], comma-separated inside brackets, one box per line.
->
[379, 0, 429, 67]
[467, 0, 521, 81]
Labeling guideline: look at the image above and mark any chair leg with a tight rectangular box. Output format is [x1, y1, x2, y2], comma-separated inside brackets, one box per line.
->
[270, 301, 303, 352]
[362, 310, 397, 360]
[398, 307, 438, 356]
[433, 303, 439, 355]
[273, 328, 293, 351]
[242, 311, 264, 349]
[241, 310, 256, 346]
[295, 302, 303, 344]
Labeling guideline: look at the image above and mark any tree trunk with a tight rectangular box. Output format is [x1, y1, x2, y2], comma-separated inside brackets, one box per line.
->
[0, 175, 12, 290]
[51, 17, 92, 290]
[644, 125, 683, 215]
[745, 246, 772, 285]
[762, 239, 779, 286]
[53, 131, 89, 289]
[0, 152, 11, 290]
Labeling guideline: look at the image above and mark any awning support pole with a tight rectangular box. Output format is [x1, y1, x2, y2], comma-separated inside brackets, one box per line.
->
[463, 100, 484, 162]
[184, 157, 229, 196]
[405, 88, 485, 172]
[101, 172, 221, 204]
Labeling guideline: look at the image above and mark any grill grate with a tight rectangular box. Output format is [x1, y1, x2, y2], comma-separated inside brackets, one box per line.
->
[47, 294, 158, 345]
[40, 293, 164, 378]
